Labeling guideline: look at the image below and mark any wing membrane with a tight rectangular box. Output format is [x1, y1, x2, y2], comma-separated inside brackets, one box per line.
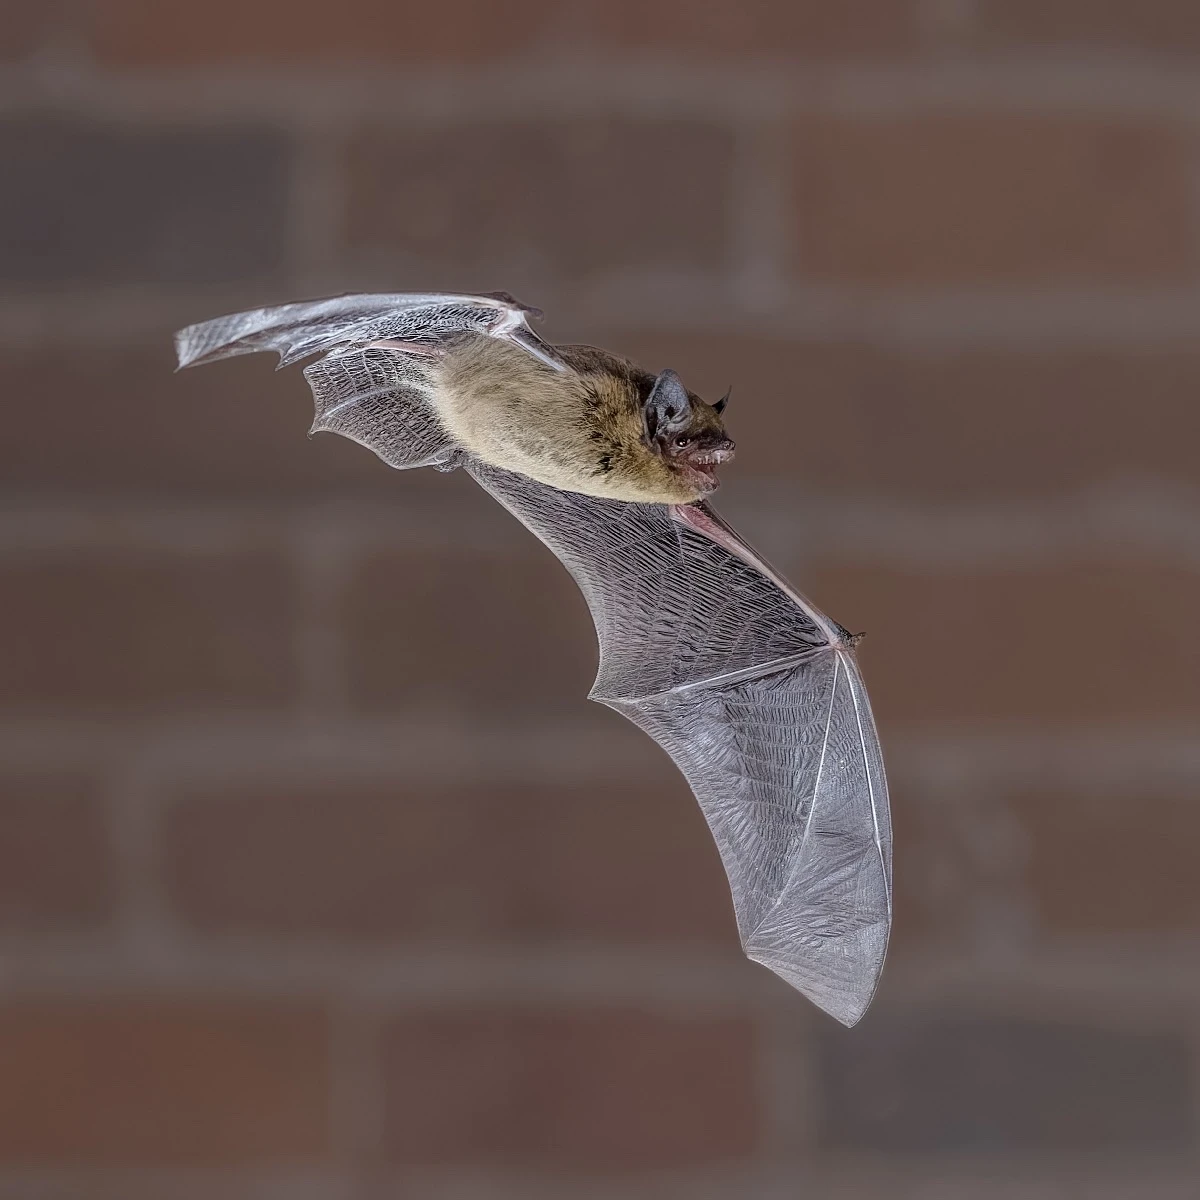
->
[303, 348, 454, 470]
[465, 461, 827, 701]
[174, 291, 558, 370]
[467, 461, 892, 1025]
[174, 290, 561, 473]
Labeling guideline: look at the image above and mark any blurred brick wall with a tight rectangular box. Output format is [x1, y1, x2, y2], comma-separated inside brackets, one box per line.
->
[1, 2, 1199, 1197]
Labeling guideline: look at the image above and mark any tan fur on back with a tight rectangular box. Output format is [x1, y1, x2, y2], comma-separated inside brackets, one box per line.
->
[431, 334, 701, 504]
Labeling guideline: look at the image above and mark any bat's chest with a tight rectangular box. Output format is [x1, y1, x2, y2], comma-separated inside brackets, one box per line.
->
[433, 366, 692, 504]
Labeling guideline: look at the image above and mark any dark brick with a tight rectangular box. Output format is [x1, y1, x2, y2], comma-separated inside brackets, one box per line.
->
[586, 0, 921, 57]
[818, 1013, 1192, 1151]
[0, 1, 65, 60]
[382, 1008, 758, 1167]
[0, 999, 330, 1164]
[1011, 787, 1200, 935]
[88, 0, 563, 65]
[803, 560, 1200, 726]
[0, 340, 424, 501]
[791, 114, 1194, 284]
[0, 548, 298, 716]
[975, 0, 1200, 56]
[343, 119, 734, 278]
[85, 0, 927, 66]
[0, 118, 290, 285]
[878, 774, 984, 959]
[612, 336, 1200, 501]
[0, 769, 115, 931]
[341, 541, 597, 718]
[164, 769, 734, 944]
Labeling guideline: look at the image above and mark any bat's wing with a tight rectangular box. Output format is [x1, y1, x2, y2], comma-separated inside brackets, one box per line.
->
[174, 297, 892, 1023]
[174, 291, 563, 471]
[467, 461, 892, 1026]
[174, 290, 560, 371]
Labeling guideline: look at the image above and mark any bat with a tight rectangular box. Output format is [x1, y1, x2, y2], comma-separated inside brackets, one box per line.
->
[175, 291, 892, 1025]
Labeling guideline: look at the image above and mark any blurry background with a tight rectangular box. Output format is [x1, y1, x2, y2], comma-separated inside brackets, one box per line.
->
[1, 1, 1198, 1196]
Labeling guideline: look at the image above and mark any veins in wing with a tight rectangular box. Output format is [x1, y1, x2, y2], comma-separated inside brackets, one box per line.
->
[844, 650, 889, 887]
[800, 652, 840, 849]
[463, 462, 827, 701]
[303, 348, 452, 471]
[665, 517, 700, 685]
[624, 670, 835, 928]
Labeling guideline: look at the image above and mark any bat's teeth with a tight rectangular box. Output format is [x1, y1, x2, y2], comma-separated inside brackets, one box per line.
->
[688, 443, 735, 468]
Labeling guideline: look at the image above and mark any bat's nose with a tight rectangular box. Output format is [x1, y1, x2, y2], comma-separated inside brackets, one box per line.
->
[711, 438, 736, 462]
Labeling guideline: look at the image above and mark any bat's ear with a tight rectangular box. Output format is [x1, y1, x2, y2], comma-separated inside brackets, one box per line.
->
[644, 369, 694, 443]
[713, 387, 731, 415]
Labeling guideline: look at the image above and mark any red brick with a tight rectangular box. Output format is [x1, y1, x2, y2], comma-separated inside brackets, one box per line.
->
[0, 341, 424, 499]
[975, 0, 1200, 56]
[585, 0, 920, 57]
[818, 1013, 1191, 1150]
[881, 776, 980, 958]
[382, 1008, 758, 1167]
[341, 543, 597, 717]
[1010, 786, 1200, 935]
[0, 769, 115, 932]
[791, 114, 1194, 284]
[613, 335, 1200, 501]
[0, 1000, 330, 1164]
[343, 119, 734, 278]
[803, 560, 1200, 727]
[0, 2, 63, 60]
[0, 549, 298, 716]
[164, 770, 733, 944]
[88, 0, 919, 66]
[88, 0, 563, 65]
[0, 118, 288, 285]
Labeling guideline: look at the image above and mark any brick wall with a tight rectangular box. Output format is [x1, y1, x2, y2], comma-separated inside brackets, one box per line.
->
[2, 2, 1199, 1196]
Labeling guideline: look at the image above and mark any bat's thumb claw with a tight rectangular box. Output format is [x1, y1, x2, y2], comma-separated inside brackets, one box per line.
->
[482, 291, 544, 321]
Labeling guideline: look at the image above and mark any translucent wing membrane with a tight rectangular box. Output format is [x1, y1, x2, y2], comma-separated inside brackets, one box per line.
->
[464, 463, 827, 700]
[174, 290, 559, 472]
[174, 292, 893, 1024]
[303, 349, 454, 470]
[624, 653, 891, 1025]
[468, 462, 892, 1025]
[173, 291, 559, 371]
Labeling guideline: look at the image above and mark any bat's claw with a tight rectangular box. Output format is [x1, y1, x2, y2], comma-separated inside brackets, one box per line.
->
[481, 291, 544, 322]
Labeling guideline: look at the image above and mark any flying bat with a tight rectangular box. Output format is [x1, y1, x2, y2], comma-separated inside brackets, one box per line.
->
[175, 291, 892, 1026]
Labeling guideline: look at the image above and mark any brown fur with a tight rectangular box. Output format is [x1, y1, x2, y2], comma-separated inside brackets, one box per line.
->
[432, 334, 727, 504]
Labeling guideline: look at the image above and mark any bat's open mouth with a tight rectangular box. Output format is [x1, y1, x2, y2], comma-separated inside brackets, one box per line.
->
[681, 442, 735, 493]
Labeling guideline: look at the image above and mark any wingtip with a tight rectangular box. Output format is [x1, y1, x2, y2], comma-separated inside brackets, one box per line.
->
[745, 918, 889, 1028]
[751, 956, 881, 1028]
[821, 993, 873, 1029]
[172, 328, 196, 371]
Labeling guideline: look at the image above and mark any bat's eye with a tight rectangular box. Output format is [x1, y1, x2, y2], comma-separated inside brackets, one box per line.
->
[673, 436, 692, 448]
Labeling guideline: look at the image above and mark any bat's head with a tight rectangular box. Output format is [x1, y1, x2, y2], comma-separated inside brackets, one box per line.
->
[642, 369, 736, 495]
